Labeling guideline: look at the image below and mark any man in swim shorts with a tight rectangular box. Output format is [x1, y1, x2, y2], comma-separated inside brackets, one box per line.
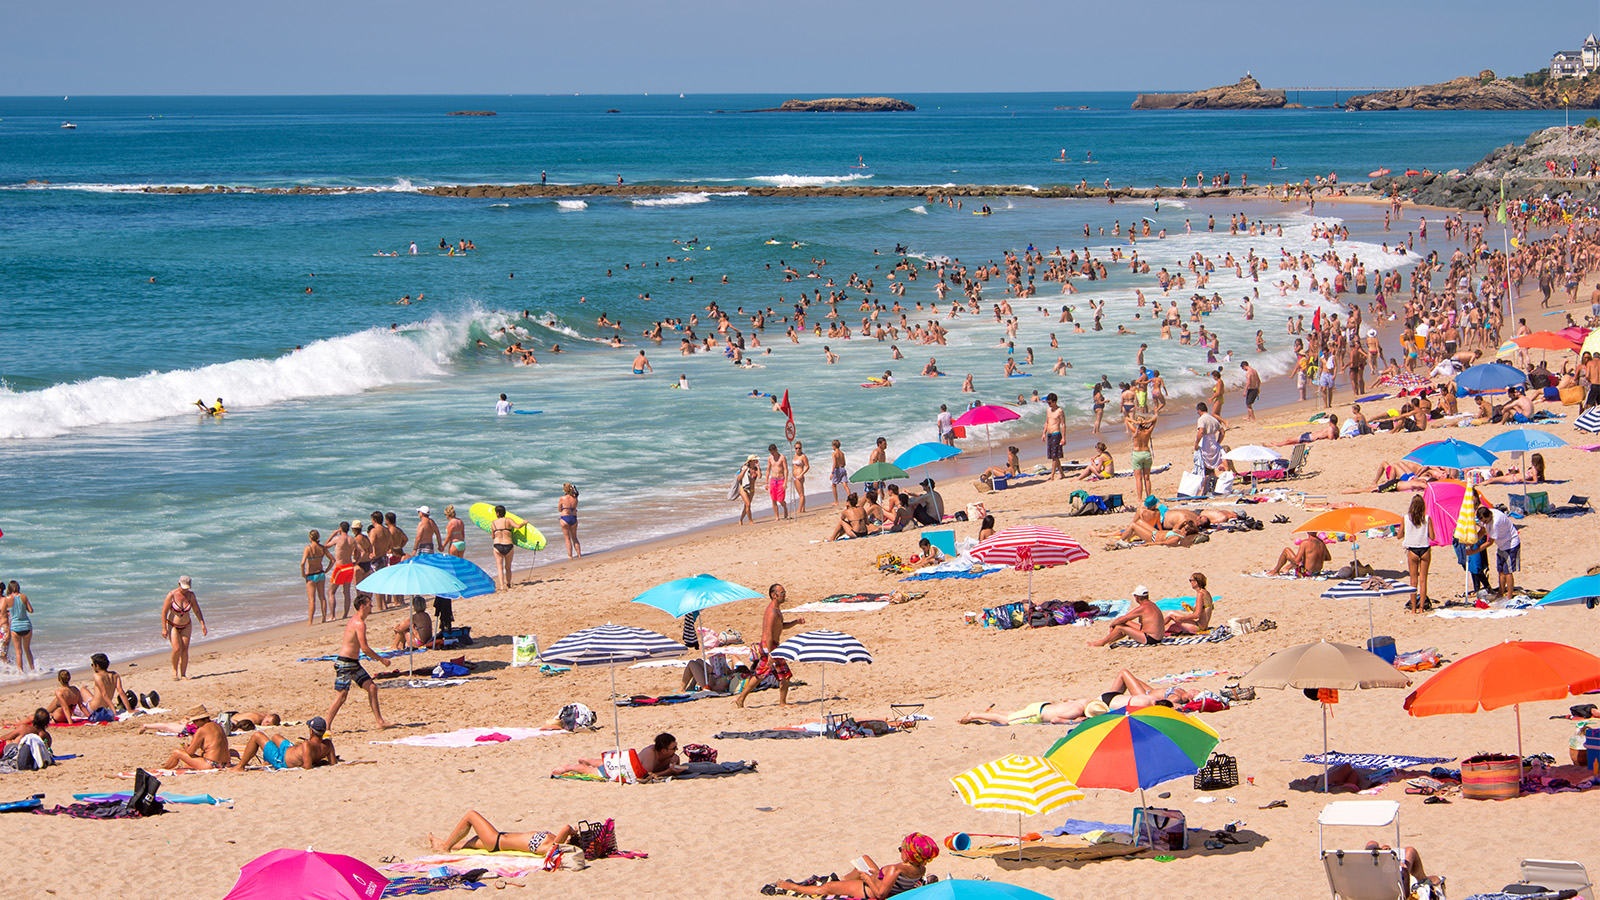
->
[1241, 361, 1261, 422]
[229, 717, 337, 771]
[160, 706, 231, 770]
[632, 350, 652, 375]
[414, 506, 440, 553]
[1043, 393, 1066, 479]
[1089, 586, 1166, 647]
[324, 521, 357, 619]
[736, 584, 804, 708]
[829, 439, 848, 505]
[325, 597, 393, 731]
[765, 443, 790, 521]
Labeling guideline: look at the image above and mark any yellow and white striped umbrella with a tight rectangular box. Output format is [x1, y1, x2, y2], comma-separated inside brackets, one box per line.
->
[950, 754, 1085, 817]
[1453, 486, 1486, 544]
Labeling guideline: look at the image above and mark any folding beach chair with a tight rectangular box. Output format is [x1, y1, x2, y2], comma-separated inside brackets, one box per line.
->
[1518, 859, 1595, 900]
[1322, 848, 1406, 900]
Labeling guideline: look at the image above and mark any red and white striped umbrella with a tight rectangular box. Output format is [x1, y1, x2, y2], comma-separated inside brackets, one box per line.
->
[971, 526, 1090, 568]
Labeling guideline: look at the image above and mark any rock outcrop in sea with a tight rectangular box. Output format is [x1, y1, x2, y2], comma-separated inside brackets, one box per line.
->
[750, 97, 915, 112]
[1343, 75, 1542, 111]
[1131, 76, 1285, 110]
[1368, 125, 1600, 209]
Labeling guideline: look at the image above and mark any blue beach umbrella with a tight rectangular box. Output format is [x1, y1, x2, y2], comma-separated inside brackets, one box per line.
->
[1482, 428, 1568, 455]
[1535, 574, 1600, 608]
[898, 880, 1058, 900]
[1455, 363, 1527, 393]
[629, 574, 763, 618]
[354, 563, 467, 597]
[407, 554, 495, 599]
[894, 441, 962, 471]
[1403, 438, 1498, 471]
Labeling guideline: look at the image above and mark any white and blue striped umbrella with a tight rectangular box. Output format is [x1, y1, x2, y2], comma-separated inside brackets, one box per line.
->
[541, 624, 685, 666]
[1320, 578, 1417, 601]
[772, 630, 874, 665]
[1576, 407, 1600, 434]
[407, 554, 495, 599]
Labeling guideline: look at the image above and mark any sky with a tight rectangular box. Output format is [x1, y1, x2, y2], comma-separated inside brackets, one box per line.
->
[6, 0, 1600, 96]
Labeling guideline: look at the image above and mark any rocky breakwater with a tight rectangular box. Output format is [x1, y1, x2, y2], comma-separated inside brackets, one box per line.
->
[1131, 75, 1285, 110]
[748, 97, 915, 112]
[1344, 74, 1541, 111]
[1367, 126, 1600, 209]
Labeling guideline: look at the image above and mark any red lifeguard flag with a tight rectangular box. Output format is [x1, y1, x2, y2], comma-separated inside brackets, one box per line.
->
[778, 390, 793, 423]
[1311, 307, 1322, 334]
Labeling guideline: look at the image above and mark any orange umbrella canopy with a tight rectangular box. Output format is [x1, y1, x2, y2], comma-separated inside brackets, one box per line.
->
[1404, 641, 1600, 716]
[1510, 331, 1581, 352]
[1294, 507, 1403, 536]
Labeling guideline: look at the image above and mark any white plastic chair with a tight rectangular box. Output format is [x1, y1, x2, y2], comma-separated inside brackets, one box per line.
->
[1520, 859, 1595, 900]
[1322, 848, 1405, 900]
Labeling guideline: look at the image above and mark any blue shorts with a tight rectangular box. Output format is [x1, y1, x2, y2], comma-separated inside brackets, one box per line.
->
[262, 738, 291, 769]
[1497, 545, 1521, 574]
[333, 656, 371, 692]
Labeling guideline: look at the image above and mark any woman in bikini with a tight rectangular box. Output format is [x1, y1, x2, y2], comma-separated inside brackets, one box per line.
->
[490, 506, 516, 592]
[2, 582, 34, 674]
[428, 810, 575, 856]
[442, 505, 466, 558]
[161, 575, 208, 680]
[558, 483, 582, 558]
[1400, 494, 1433, 612]
[736, 457, 759, 525]
[766, 833, 938, 898]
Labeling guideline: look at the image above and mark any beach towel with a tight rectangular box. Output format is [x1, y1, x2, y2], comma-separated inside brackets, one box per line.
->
[789, 601, 890, 613]
[674, 760, 757, 779]
[74, 792, 229, 806]
[33, 800, 152, 819]
[816, 592, 926, 604]
[1110, 631, 1233, 649]
[1301, 752, 1454, 769]
[615, 692, 719, 707]
[383, 875, 484, 895]
[297, 648, 410, 662]
[386, 853, 548, 878]
[378, 677, 494, 689]
[713, 729, 815, 740]
[951, 841, 1144, 863]
[1045, 818, 1129, 837]
[371, 727, 562, 748]
[1150, 668, 1234, 685]
[113, 760, 374, 778]
[1430, 608, 1528, 619]
[902, 567, 1000, 582]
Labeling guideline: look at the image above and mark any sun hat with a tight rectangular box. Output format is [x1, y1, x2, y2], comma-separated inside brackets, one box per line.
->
[187, 705, 212, 722]
[1084, 699, 1111, 717]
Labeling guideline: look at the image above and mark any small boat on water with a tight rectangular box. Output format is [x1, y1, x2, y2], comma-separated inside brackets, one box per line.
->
[60, 121, 76, 129]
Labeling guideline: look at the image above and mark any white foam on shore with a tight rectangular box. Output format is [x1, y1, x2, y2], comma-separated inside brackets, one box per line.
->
[750, 173, 873, 187]
[556, 199, 588, 210]
[632, 192, 713, 207]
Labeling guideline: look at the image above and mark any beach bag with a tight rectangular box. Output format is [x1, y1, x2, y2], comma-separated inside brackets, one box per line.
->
[1215, 471, 1236, 494]
[1178, 470, 1205, 497]
[576, 819, 618, 859]
[1131, 807, 1187, 851]
[600, 749, 646, 784]
[125, 768, 164, 817]
[1027, 603, 1053, 628]
[683, 743, 717, 763]
[543, 843, 587, 871]
[5, 734, 53, 771]
[557, 703, 597, 732]
[966, 502, 986, 522]
[511, 635, 539, 667]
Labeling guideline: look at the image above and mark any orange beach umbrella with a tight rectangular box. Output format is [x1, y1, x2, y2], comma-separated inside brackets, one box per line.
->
[1294, 507, 1403, 536]
[1404, 640, 1600, 759]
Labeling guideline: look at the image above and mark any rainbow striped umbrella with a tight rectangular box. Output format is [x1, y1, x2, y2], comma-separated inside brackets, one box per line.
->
[951, 755, 1084, 860]
[1044, 706, 1218, 844]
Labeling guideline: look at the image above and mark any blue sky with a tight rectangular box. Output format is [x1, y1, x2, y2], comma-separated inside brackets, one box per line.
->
[7, 0, 1600, 95]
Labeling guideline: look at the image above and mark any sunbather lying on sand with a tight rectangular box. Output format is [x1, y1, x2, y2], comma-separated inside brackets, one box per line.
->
[763, 833, 938, 898]
[1269, 415, 1339, 447]
[1267, 534, 1329, 576]
[137, 709, 282, 735]
[428, 809, 575, 855]
[1350, 460, 1440, 493]
[229, 718, 336, 771]
[1103, 668, 1197, 708]
[550, 732, 686, 780]
[957, 696, 1108, 726]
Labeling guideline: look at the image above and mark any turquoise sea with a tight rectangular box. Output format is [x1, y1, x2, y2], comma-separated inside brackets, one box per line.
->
[0, 93, 1564, 677]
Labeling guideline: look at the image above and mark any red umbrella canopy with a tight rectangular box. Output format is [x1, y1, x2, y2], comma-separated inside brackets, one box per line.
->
[1404, 641, 1600, 716]
[953, 404, 1022, 428]
[971, 526, 1089, 568]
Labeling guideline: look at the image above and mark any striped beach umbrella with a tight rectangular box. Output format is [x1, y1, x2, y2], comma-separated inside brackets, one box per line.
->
[1576, 407, 1600, 434]
[1321, 577, 1418, 644]
[772, 630, 872, 732]
[1044, 706, 1218, 845]
[541, 624, 685, 752]
[407, 554, 495, 599]
[971, 527, 1089, 602]
[951, 755, 1084, 859]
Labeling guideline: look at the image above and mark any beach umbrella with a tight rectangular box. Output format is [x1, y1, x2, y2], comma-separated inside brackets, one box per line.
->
[1223, 445, 1283, 464]
[353, 563, 467, 598]
[1510, 331, 1582, 352]
[953, 404, 1022, 466]
[1242, 640, 1411, 791]
[1583, 330, 1600, 356]
[1403, 438, 1498, 471]
[897, 879, 1058, 900]
[224, 848, 386, 900]
[541, 624, 685, 752]
[850, 461, 911, 484]
[1484, 427, 1568, 505]
[1455, 363, 1526, 393]
[951, 755, 1084, 860]
[1294, 507, 1403, 570]
[1320, 577, 1418, 645]
[771, 630, 872, 734]
[1577, 407, 1600, 434]
[895, 441, 962, 471]
[407, 554, 495, 599]
[629, 574, 762, 618]
[1534, 573, 1600, 608]
[1044, 706, 1218, 845]
[1404, 640, 1600, 763]
[970, 526, 1089, 602]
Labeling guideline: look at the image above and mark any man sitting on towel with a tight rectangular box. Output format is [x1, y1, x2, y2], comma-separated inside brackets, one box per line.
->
[1088, 586, 1167, 646]
[229, 717, 337, 771]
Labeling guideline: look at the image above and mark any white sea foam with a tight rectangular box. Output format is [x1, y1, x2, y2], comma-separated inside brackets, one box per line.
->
[908, 205, 928, 214]
[488, 202, 510, 208]
[2, 182, 215, 193]
[0, 312, 516, 440]
[556, 199, 589, 210]
[747, 173, 873, 187]
[632, 192, 713, 207]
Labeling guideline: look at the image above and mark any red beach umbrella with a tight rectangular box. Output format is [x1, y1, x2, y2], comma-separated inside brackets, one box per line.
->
[971, 526, 1089, 601]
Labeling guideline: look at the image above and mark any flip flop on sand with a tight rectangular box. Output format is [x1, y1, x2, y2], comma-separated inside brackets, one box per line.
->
[1259, 799, 1287, 809]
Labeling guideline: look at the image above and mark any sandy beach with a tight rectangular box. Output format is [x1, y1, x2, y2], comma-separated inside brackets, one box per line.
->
[6, 225, 1600, 900]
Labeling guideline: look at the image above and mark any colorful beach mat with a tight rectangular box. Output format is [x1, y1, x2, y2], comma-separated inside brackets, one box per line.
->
[1301, 752, 1455, 768]
[1109, 631, 1233, 649]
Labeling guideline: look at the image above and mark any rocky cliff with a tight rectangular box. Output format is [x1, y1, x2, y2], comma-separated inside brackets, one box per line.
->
[1131, 76, 1285, 110]
[1343, 76, 1542, 111]
[752, 97, 915, 112]
[1368, 126, 1600, 209]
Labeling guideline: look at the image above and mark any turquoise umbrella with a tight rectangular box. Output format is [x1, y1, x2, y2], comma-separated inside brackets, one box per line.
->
[1483, 427, 1567, 506]
[354, 564, 467, 597]
[899, 879, 1057, 900]
[1536, 574, 1600, 608]
[1403, 438, 1497, 471]
[630, 574, 763, 617]
[895, 442, 961, 471]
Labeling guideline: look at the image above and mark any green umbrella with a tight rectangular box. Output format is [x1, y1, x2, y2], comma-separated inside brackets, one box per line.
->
[850, 461, 910, 483]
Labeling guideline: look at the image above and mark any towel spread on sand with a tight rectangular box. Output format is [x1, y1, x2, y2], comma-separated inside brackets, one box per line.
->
[74, 792, 230, 806]
[789, 601, 890, 613]
[615, 692, 720, 707]
[1045, 818, 1129, 837]
[371, 727, 562, 748]
[386, 854, 548, 877]
[1301, 752, 1455, 768]
[901, 564, 1003, 582]
[1150, 668, 1235, 684]
[1110, 631, 1233, 649]
[298, 648, 411, 662]
[1431, 608, 1528, 619]
[383, 875, 485, 894]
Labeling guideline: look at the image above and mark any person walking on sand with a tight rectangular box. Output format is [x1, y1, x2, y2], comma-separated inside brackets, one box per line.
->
[324, 597, 393, 732]
[1043, 393, 1066, 479]
[3, 582, 35, 674]
[1241, 360, 1261, 422]
[160, 576, 207, 680]
[490, 505, 517, 591]
[735, 584, 805, 708]
[766, 443, 790, 521]
[736, 456, 759, 525]
[301, 530, 333, 625]
[443, 505, 466, 558]
[558, 484, 582, 558]
[791, 441, 810, 514]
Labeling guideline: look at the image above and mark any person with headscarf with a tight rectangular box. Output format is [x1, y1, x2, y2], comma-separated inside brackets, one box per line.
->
[763, 833, 939, 897]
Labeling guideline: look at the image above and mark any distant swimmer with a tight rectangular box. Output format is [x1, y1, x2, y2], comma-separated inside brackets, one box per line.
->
[632, 350, 652, 375]
[409, 241, 417, 254]
[677, 374, 689, 390]
[194, 399, 218, 416]
[495, 393, 512, 416]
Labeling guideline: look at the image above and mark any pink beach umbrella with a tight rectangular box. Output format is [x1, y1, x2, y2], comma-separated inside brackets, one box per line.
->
[971, 525, 1089, 601]
[952, 404, 1022, 467]
[224, 848, 387, 900]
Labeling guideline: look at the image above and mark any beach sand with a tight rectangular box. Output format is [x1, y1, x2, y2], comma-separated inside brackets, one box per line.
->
[7, 206, 1599, 900]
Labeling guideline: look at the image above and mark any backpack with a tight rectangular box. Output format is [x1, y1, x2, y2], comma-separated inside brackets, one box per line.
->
[557, 703, 597, 732]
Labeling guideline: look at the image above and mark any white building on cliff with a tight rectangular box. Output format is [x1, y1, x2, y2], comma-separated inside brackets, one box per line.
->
[1551, 33, 1600, 78]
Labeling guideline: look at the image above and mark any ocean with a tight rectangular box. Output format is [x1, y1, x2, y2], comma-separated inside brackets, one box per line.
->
[0, 93, 1563, 678]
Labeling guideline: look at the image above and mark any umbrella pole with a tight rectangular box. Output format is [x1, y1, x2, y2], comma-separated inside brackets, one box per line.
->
[1367, 597, 1374, 649]
[612, 659, 622, 757]
[1027, 567, 1034, 604]
[819, 664, 827, 738]
[1018, 812, 1024, 862]
[1516, 702, 1524, 778]
[1138, 786, 1153, 848]
[1322, 702, 1330, 793]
